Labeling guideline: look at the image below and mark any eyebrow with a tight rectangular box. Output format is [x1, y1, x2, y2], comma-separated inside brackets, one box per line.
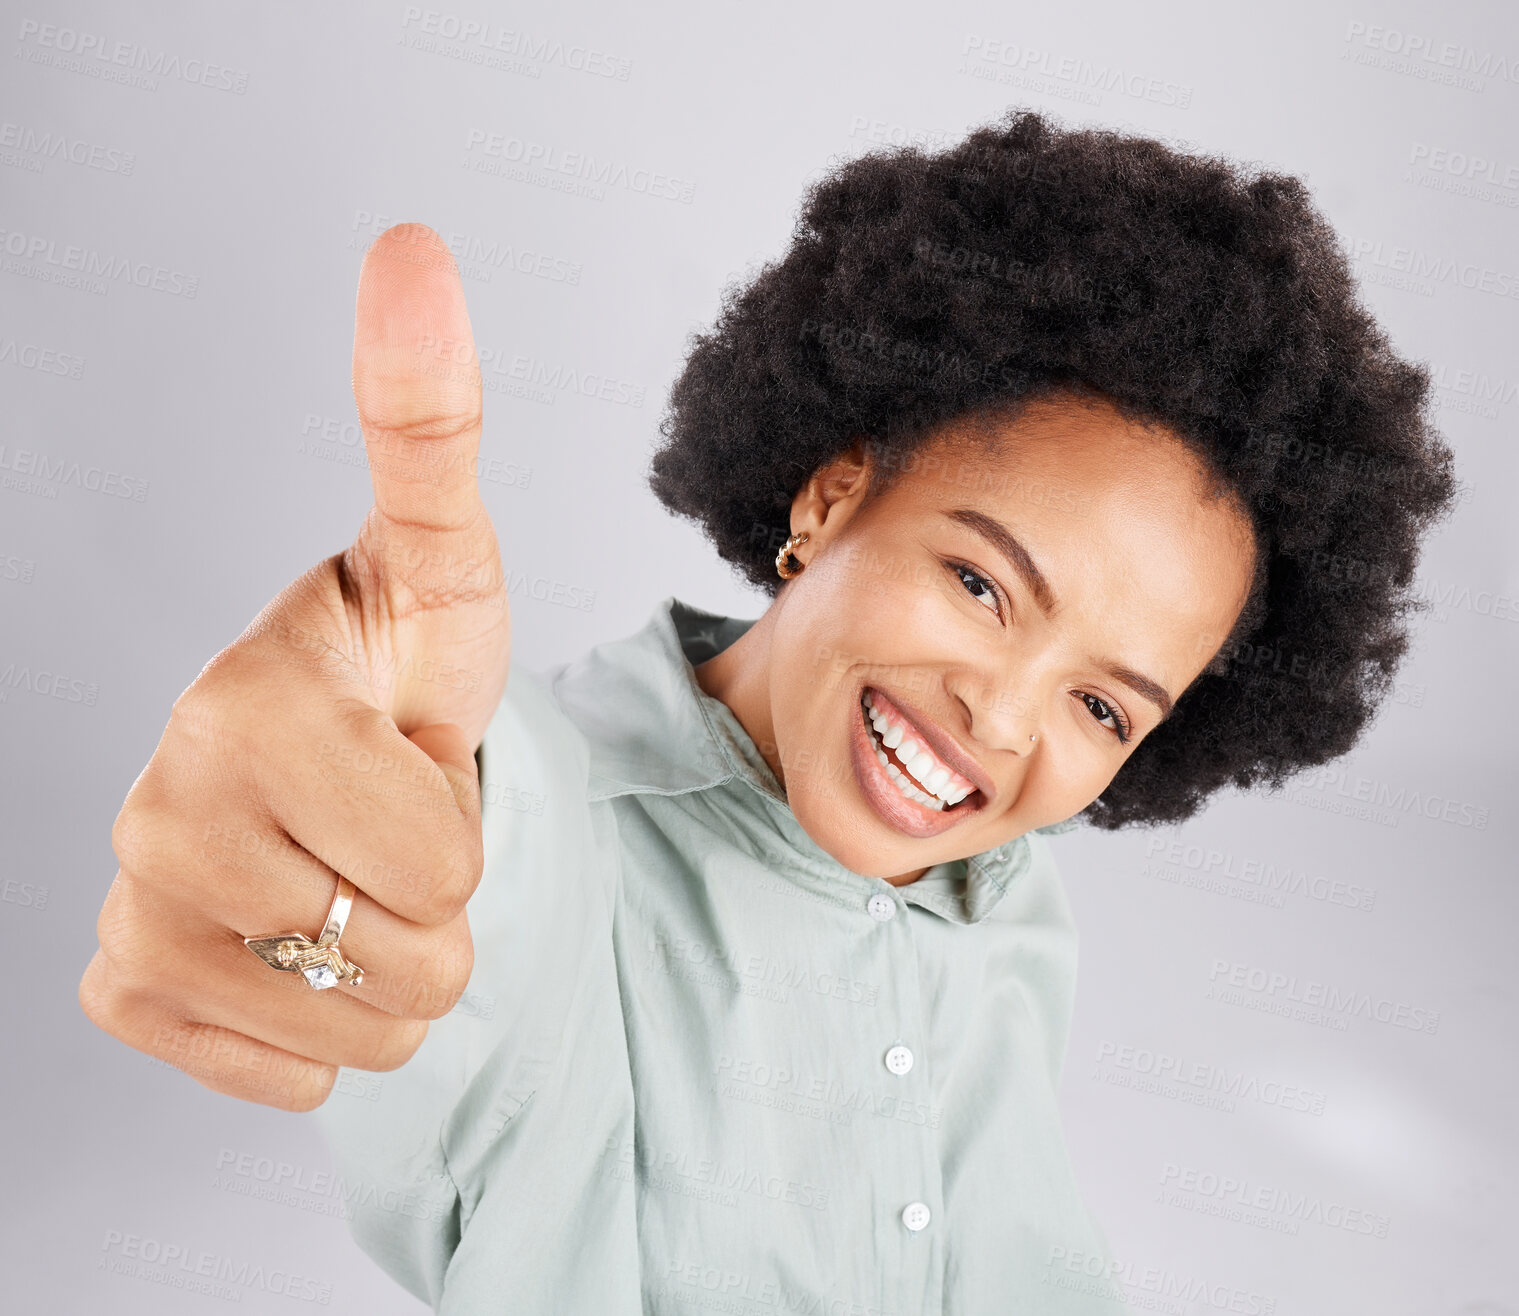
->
[943, 506, 1176, 723]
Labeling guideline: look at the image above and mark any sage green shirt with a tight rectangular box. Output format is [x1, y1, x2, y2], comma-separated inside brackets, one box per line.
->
[315, 595, 1126, 1314]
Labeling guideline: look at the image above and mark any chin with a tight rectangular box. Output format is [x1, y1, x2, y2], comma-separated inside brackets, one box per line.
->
[788, 778, 952, 881]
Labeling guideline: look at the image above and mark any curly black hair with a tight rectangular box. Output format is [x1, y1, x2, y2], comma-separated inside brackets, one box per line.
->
[647, 108, 1459, 829]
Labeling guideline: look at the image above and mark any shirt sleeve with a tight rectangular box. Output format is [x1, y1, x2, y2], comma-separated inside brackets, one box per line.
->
[309, 656, 607, 1307]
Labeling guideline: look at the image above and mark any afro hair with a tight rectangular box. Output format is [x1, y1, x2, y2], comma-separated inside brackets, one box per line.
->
[647, 108, 1459, 829]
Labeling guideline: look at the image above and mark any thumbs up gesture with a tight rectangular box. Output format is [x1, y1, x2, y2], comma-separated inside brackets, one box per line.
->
[79, 225, 511, 1109]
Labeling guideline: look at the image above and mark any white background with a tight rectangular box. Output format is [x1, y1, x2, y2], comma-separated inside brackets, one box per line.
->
[2, 1, 1514, 1312]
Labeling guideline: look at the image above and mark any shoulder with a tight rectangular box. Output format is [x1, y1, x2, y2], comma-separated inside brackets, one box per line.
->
[976, 824, 1077, 938]
[472, 655, 619, 922]
[477, 659, 591, 806]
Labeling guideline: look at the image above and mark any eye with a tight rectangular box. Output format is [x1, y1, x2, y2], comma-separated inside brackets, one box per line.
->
[946, 560, 1004, 618]
[1079, 691, 1131, 744]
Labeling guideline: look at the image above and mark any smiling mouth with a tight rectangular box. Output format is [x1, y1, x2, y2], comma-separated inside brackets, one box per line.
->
[859, 688, 983, 813]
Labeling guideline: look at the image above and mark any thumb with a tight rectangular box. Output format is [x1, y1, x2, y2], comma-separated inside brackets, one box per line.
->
[351, 222, 495, 595]
[344, 223, 510, 746]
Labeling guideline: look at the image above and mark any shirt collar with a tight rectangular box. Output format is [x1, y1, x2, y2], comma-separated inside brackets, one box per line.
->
[548, 595, 1080, 926]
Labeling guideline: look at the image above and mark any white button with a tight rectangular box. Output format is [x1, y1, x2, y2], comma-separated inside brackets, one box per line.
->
[901, 1201, 931, 1232]
[867, 892, 896, 921]
[884, 1045, 914, 1076]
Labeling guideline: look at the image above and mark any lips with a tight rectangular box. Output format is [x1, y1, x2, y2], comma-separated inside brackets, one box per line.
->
[849, 692, 985, 839]
[862, 684, 995, 807]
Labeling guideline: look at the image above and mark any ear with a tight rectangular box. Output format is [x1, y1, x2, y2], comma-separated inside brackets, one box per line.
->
[788, 437, 874, 542]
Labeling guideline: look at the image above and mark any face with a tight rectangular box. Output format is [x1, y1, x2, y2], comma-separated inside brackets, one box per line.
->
[702, 393, 1257, 885]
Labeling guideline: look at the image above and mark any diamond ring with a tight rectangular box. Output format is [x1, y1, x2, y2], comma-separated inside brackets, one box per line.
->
[244, 875, 365, 990]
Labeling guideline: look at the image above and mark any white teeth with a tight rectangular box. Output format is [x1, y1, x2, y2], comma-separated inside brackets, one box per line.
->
[862, 690, 975, 811]
[904, 749, 936, 782]
[886, 762, 940, 808]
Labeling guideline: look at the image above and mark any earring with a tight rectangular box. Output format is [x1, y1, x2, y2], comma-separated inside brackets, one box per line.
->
[775, 530, 809, 579]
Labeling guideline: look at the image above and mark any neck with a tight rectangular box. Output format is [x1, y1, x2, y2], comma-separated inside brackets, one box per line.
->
[693, 605, 784, 786]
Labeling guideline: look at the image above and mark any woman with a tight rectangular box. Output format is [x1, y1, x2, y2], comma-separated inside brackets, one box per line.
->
[81, 110, 1457, 1313]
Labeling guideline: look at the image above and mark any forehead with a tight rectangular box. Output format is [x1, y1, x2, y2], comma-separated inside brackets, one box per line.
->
[885, 395, 1214, 504]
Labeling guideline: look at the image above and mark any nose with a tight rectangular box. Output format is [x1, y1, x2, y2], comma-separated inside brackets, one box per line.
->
[949, 670, 1044, 758]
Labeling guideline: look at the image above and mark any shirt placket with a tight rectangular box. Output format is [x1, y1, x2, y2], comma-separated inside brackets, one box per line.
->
[859, 879, 945, 1316]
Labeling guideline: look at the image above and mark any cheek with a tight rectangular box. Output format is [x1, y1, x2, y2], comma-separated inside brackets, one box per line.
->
[838, 547, 952, 642]
[804, 590, 934, 704]
[770, 688, 852, 809]
[783, 537, 960, 709]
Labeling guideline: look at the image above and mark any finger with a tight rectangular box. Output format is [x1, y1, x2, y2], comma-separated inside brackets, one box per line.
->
[124, 784, 477, 1019]
[224, 842, 476, 1023]
[406, 721, 483, 823]
[136, 1011, 338, 1112]
[254, 700, 486, 928]
[154, 912, 433, 1071]
[345, 223, 508, 742]
[221, 724, 479, 1018]
[122, 682, 482, 930]
[351, 223, 493, 585]
[80, 945, 336, 1113]
[87, 874, 436, 1075]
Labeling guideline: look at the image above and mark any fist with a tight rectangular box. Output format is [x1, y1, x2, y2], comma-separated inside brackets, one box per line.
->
[78, 225, 511, 1110]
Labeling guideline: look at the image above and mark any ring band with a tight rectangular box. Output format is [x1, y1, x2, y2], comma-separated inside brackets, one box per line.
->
[245, 875, 365, 990]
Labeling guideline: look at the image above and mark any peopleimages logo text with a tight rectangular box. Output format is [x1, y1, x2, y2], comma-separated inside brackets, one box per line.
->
[16, 20, 250, 92]
[0, 227, 198, 297]
[1344, 21, 1519, 84]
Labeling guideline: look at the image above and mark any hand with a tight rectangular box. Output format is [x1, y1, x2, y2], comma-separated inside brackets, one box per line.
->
[78, 224, 510, 1110]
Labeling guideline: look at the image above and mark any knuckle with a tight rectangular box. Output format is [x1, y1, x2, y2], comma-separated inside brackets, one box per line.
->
[413, 884, 461, 929]
[168, 655, 239, 743]
[163, 1019, 323, 1111]
[366, 405, 482, 448]
[114, 668, 260, 888]
[353, 1018, 429, 1072]
[93, 879, 158, 988]
[109, 800, 150, 876]
[413, 920, 475, 1019]
[78, 949, 133, 1036]
[412, 816, 482, 925]
[110, 790, 176, 885]
[276, 1064, 338, 1112]
[332, 695, 389, 751]
[457, 816, 486, 895]
[171, 643, 286, 761]
[414, 861, 468, 926]
[77, 962, 184, 1076]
